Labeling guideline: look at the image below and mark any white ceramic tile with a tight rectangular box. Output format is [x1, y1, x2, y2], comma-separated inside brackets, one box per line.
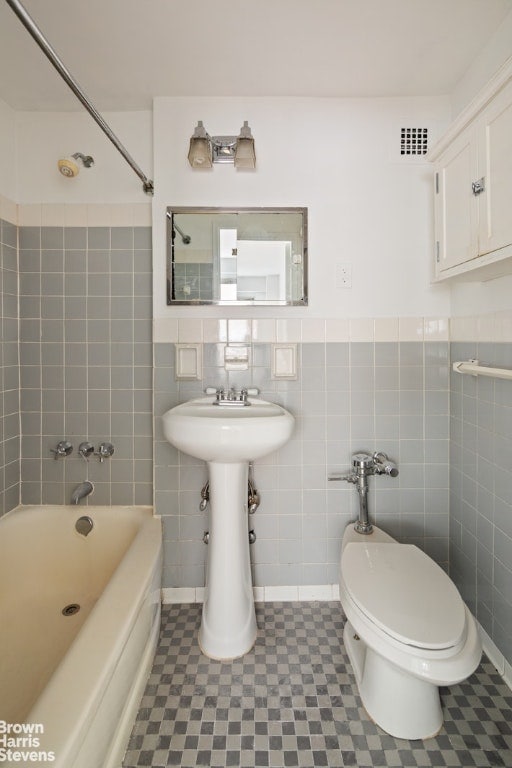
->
[477, 313, 496, 343]
[87, 203, 114, 227]
[64, 204, 88, 227]
[264, 585, 299, 601]
[495, 310, 512, 343]
[349, 317, 374, 342]
[41, 203, 66, 227]
[276, 319, 302, 342]
[424, 317, 449, 341]
[374, 317, 399, 342]
[449, 316, 465, 342]
[18, 203, 41, 227]
[478, 622, 506, 677]
[178, 318, 203, 343]
[252, 318, 276, 342]
[301, 318, 325, 342]
[153, 317, 178, 343]
[131, 203, 153, 227]
[228, 318, 251, 343]
[5, 197, 18, 225]
[195, 587, 205, 603]
[161, 587, 196, 604]
[460, 315, 477, 342]
[203, 318, 227, 343]
[298, 584, 335, 601]
[252, 586, 265, 602]
[399, 317, 424, 341]
[109, 203, 134, 227]
[505, 660, 512, 692]
[325, 318, 350, 342]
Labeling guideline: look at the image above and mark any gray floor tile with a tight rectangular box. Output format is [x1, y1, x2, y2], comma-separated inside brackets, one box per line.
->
[123, 602, 512, 768]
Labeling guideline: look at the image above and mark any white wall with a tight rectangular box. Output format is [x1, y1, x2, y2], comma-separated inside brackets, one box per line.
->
[0, 97, 17, 201]
[153, 96, 451, 322]
[14, 109, 153, 204]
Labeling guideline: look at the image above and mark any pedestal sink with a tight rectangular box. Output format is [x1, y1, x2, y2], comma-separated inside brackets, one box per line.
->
[162, 395, 294, 659]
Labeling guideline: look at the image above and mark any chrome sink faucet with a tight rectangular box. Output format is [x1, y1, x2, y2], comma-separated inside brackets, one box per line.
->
[329, 451, 398, 534]
[205, 386, 259, 407]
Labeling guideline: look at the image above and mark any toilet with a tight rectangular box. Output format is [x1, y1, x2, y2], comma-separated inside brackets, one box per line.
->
[339, 523, 482, 740]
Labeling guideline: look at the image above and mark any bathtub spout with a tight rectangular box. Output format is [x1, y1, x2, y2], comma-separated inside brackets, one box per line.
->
[71, 481, 94, 505]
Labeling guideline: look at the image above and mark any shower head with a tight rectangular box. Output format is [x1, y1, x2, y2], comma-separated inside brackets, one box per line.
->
[58, 152, 94, 177]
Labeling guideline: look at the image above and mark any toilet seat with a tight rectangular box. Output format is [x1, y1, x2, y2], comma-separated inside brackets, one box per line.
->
[342, 542, 465, 650]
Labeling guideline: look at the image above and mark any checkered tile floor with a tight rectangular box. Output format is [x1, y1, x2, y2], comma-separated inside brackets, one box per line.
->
[123, 602, 512, 768]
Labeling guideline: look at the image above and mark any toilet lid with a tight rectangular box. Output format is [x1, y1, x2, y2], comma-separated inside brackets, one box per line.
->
[342, 543, 466, 650]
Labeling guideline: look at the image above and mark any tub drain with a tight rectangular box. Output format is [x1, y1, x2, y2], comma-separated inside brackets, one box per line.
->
[62, 603, 80, 616]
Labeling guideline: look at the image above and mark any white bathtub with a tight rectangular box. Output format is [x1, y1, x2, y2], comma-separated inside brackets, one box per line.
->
[0, 505, 162, 768]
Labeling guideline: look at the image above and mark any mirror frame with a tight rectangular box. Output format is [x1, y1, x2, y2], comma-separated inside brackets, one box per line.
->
[166, 206, 308, 306]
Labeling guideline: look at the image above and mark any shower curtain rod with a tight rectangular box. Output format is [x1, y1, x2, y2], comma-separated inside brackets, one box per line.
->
[5, 0, 154, 196]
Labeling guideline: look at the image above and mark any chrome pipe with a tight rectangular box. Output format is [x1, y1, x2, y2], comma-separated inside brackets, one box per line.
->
[4, 0, 154, 195]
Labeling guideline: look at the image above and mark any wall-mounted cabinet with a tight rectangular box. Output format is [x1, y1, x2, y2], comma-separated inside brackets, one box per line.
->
[431, 62, 512, 281]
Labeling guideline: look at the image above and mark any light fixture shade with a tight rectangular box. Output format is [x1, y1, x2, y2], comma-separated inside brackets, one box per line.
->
[234, 137, 256, 169]
[188, 121, 213, 168]
[188, 137, 212, 168]
[234, 121, 256, 169]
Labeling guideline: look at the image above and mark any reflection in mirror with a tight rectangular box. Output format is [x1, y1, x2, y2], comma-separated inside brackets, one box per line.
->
[166, 207, 307, 305]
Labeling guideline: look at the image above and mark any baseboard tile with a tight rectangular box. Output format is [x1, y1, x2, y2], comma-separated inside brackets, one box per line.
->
[478, 620, 512, 692]
[162, 584, 339, 605]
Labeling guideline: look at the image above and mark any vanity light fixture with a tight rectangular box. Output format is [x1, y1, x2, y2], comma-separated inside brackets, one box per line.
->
[188, 121, 256, 169]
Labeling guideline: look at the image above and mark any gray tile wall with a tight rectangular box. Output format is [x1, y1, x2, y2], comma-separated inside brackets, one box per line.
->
[4, 217, 510, 672]
[0, 216, 20, 515]
[154, 340, 450, 590]
[173, 263, 213, 301]
[450, 341, 512, 667]
[18, 225, 153, 506]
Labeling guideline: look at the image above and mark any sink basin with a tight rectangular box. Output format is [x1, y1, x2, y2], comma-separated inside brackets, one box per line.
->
[162, 396, 295, 463]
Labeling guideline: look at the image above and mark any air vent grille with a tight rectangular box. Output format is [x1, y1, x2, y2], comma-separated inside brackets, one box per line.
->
[400, 127, 428, 156]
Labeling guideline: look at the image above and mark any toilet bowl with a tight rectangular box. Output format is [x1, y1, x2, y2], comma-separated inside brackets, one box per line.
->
[339, 523, 482, 740]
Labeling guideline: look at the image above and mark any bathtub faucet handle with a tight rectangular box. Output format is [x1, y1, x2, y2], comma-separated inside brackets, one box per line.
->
[78, 442, 94, 461]
[94, 442, 115, 462]
[50, 440, 73, 459]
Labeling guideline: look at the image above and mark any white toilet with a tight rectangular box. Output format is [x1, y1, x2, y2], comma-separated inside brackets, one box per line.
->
[339, 523, 482, 740]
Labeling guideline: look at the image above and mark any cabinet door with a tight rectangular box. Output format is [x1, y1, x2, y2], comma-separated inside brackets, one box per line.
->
[478, 79, 512, 256]
[435, 126, 478, 272]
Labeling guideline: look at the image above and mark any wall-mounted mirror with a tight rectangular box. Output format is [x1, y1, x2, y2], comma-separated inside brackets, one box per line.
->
[166, 207, 308, 305]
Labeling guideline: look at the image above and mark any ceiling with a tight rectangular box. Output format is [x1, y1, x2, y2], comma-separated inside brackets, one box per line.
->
[0, 0, 511, 112]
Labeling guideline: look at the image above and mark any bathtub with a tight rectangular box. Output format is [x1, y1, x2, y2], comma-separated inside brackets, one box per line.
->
[0, 505, 162, 768]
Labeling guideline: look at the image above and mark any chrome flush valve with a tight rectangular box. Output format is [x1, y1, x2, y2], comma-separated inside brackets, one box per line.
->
[328, 450, 399, 535]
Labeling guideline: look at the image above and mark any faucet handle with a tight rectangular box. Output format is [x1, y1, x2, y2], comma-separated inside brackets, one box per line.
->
[94, 442, 115, 462]
[50, 440, 73, 459]
[78, 442, 94, 461]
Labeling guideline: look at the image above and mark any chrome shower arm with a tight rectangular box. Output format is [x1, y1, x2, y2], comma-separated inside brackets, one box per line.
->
[5, 0, 154, 196]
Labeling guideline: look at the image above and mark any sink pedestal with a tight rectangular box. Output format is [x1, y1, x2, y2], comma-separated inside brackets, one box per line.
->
[161, 395, 295, 660]
[199, 461, 257, 660]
